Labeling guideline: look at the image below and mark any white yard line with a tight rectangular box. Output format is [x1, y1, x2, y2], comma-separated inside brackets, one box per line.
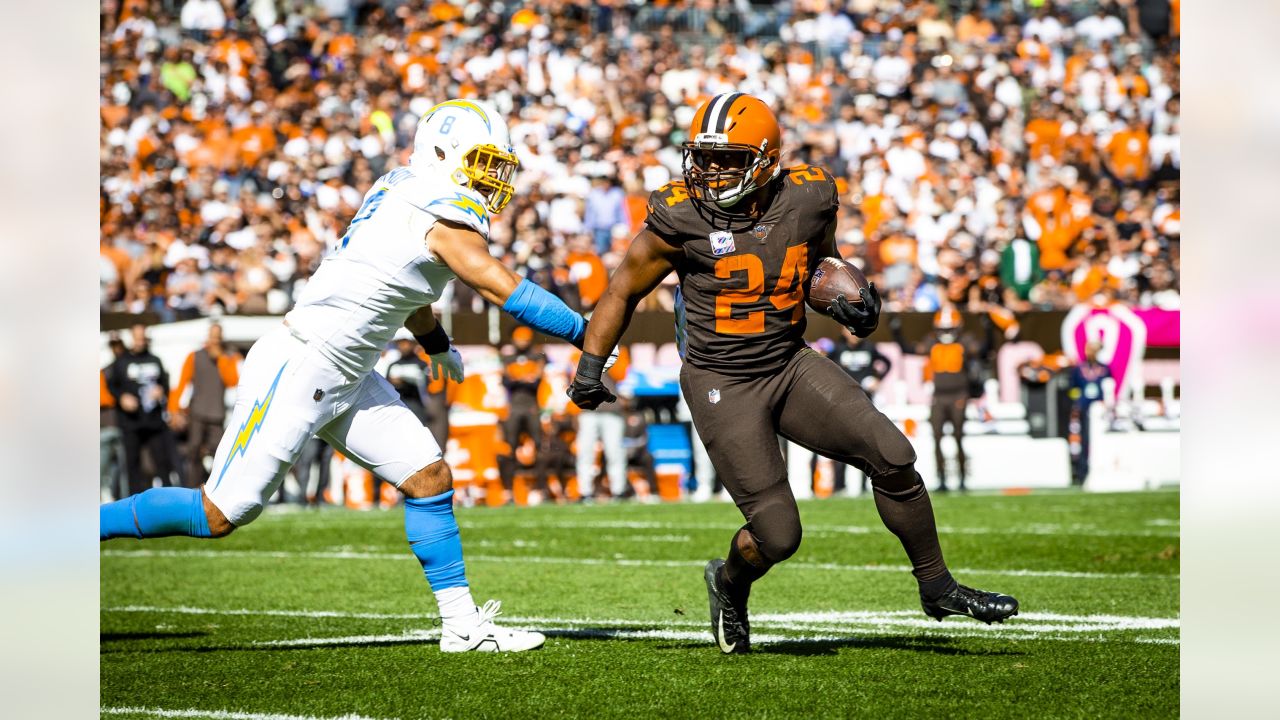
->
[596, 534, 692, 543]
[100, 549, 1178, 581]
[106, 604, 434, 621]
[104, 605, 1179, 646]
[250, 627, 1175, 649]
[251, 514, 1181, 539]
[100, 706, 393, 720]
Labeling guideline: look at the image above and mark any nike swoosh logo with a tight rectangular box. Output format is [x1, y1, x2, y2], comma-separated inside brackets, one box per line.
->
[716, 611, 736, 653]
[456, 633, 470, 641]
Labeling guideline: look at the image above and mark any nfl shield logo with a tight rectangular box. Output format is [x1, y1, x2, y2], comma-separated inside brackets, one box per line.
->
[709, 231, 735, 256]
[708, 389, 721, 404]
[752, 224, 772, 242]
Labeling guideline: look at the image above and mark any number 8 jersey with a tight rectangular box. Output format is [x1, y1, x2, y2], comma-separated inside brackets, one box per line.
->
[284, 166, 490, 379]
[645, 165, 840, 375]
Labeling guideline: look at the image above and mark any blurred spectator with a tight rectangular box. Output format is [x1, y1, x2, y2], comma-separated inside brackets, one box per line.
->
[497, 327, 546, 501]
[1075, 5, 1127, 48]
[826, 327, 892, 495]
[386, 328, 432, 427]
[290, 437, 334, 508]
[169, 322, 239, 487]
[623, 405, 659, 501]
[575, 347, 629, 501]
[105, 324, 180, 495]
[179, 0, 224, 36]
[892, 309, 979, 493]
[100, 333, 128, 501]
[564, 235, 608, 312]
[1000, 235, 1044, 308]
[99, 0, 1178, 324]
[1068, 341, 1114, 485]
[583, 174, 629, 254]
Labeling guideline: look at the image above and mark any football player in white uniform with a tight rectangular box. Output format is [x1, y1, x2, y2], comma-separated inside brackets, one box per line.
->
[101, 100, 593, 653]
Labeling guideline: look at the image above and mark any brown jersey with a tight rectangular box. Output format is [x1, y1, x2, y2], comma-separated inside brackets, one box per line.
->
[645, 165, 840, 375]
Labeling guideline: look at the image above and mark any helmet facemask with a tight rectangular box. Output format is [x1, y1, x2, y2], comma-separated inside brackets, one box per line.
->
[682, 134, 775, 209]
[454, 144, 519, 214]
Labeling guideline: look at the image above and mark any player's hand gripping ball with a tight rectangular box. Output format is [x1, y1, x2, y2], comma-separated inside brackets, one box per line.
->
[806, 257, 881, 337]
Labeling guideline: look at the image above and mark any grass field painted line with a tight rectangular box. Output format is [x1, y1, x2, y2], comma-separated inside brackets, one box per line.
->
[106, 604, 435, 620]
[100, 548, 1178, 581]
[101, 706, 393, 720]
[247, 626, 1177, 649]
[103, 605, 1178, 646]
[103, 605, 1180, 627]
[253, 512, 1181, 539]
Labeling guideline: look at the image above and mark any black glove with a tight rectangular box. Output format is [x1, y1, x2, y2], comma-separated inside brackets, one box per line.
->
[829, 283, 882, 338]
[567, 351, 616, 410]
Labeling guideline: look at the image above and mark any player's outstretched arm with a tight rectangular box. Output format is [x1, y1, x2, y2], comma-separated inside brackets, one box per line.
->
[427, 219, 587, 347]
[568, 227, 680, 410]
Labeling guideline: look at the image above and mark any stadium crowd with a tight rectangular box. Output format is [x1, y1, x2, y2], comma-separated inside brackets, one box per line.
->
[100, 0, 1180, 324]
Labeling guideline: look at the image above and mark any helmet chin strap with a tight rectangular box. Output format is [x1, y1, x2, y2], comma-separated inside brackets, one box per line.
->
[711, 178, 756, 208]
[709, 160, 777, 209]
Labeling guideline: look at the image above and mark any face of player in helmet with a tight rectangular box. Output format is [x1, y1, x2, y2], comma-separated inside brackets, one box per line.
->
[683, 145, 760, 207]
[462, 145, 519, 214]
[681, 94, 782, 209]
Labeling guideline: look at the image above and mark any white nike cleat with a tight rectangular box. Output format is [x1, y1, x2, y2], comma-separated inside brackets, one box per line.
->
[439, 599, 546, 653]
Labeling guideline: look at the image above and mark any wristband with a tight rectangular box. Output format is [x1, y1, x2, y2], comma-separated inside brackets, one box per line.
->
[574, 351, 609, 383]
[413, 324, 452, 355]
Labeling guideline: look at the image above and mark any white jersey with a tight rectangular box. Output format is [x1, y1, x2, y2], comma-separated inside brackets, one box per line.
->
[285, 166, 491, 378]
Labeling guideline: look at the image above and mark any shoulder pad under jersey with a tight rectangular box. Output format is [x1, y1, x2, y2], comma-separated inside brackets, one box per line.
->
[382, 167, 492, 240]
[644, 180, 694, 240]
[782, 164, 840, 217]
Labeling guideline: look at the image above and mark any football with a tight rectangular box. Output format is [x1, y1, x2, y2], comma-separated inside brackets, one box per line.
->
[806, 257, 869, 314]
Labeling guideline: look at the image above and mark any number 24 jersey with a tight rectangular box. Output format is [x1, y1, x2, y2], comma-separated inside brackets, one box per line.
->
[644, 165, 840, 376]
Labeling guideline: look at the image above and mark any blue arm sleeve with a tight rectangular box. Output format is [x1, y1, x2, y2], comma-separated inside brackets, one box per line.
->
[502, 278, 587, 348]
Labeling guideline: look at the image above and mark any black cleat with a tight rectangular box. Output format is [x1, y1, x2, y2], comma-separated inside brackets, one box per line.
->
[704, 559, 750, 654]
[922, 583, 1020, 624]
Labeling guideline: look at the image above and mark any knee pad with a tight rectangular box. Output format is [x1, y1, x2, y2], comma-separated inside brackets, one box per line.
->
[880, 430, 918, 469]
[871, 465, 925, 497]
[745, 487, 803, 565]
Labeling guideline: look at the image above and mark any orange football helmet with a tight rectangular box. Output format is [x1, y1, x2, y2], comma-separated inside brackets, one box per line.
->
[682, 93, 782, 208]
[934, 307, 963, 331]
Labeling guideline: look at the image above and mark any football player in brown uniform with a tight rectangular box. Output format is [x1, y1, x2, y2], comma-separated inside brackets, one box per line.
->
[891, 307, 981, 493]
[568, 93, 1018, 654]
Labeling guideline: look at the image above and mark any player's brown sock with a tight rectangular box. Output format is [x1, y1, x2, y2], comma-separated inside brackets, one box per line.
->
[872, 480, 956, 600]
[721, 525, 767, 601]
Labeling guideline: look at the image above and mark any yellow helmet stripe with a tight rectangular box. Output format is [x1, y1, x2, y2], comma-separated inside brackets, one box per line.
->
[423, 100, 492, 132]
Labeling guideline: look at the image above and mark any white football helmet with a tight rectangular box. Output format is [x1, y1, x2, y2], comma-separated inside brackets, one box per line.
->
[411, 99, 519, 214]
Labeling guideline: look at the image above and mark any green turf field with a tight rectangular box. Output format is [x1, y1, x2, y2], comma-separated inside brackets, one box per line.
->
[100, 489, 1179, 719]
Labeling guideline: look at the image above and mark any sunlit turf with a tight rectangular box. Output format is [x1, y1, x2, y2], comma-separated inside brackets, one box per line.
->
[101, 488, 1179, 719]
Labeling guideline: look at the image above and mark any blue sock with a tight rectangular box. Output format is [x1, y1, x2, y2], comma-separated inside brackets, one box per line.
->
[405, 490, 468, 590]
[100, 488, 213, 541]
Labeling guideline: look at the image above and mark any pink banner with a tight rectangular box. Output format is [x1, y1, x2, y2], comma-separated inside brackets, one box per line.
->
[1061, 303, 1147, 401]
[1132, 309, 1180, 347]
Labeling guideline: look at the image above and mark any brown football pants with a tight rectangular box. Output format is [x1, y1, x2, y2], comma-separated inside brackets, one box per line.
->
[681, 348, 949, 587]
